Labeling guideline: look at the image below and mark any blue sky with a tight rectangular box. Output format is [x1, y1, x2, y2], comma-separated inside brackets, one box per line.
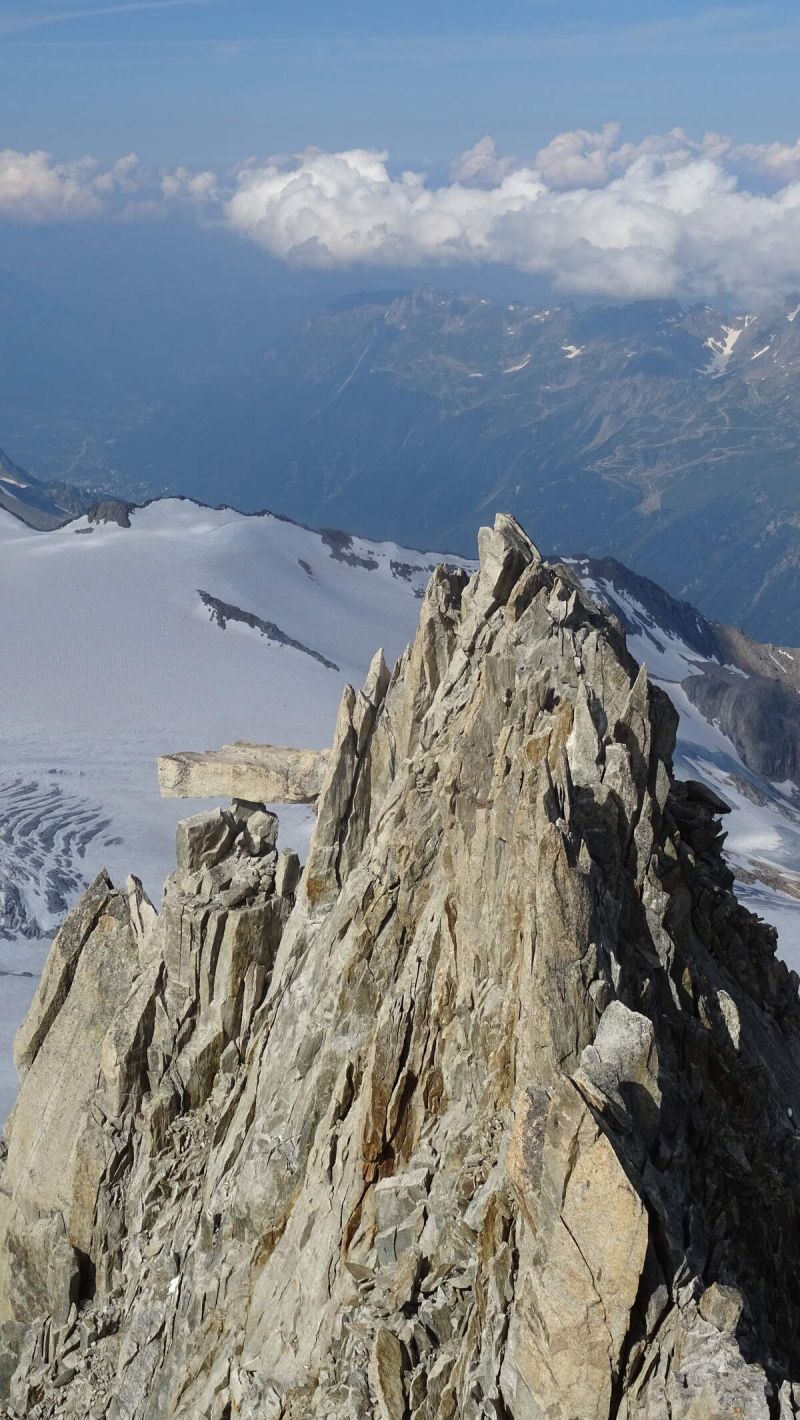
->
[1, 0, 800, 165]
[0, 2, 799, 305]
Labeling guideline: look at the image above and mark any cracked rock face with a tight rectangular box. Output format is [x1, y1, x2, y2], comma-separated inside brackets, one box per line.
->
[2, 514, 800, 1418]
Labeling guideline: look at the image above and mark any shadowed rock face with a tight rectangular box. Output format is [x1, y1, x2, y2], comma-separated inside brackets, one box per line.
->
[0, 450, 73, 531]
[567, 553, 800, 794]
[87, 500, 136, 529]
[684, 667, 800, 784]
[2, 515, 800, 1418]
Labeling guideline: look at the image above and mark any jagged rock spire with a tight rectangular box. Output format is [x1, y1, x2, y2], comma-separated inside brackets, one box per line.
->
[1, 514, 800, 1418]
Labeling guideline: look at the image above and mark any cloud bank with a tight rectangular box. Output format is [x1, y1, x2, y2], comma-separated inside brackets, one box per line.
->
[224, 135, 800, 305]
[5, 128, 800, 303]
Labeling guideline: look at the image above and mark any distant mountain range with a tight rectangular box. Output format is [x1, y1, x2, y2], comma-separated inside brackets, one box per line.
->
[89, 288, 800, 642]
[4, 284, 800, 640]
[0, 449, 84, 530]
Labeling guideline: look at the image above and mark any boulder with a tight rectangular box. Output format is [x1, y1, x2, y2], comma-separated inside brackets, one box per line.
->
[158, 742, 329, 804]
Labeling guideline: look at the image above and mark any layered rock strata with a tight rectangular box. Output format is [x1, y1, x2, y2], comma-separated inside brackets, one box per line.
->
[157, 743, 329, 804]
[2, 515, 800, 1418]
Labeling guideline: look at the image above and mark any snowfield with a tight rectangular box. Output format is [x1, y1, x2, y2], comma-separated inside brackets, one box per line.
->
[0, 499, 469, 1116]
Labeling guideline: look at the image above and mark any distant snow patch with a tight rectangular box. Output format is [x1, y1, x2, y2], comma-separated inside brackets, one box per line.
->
[703, 323, 744, 376]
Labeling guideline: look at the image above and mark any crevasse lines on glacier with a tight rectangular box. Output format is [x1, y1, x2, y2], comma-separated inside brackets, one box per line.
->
[0, 776, 119, 940]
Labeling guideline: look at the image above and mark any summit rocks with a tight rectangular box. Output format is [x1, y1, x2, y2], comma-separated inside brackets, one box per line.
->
[1, 515, 800, 1418]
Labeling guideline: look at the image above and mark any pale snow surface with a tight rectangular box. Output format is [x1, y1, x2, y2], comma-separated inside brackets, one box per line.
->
[0, 941, 49, 1121]
[0, 500, 471, 1116]
[502, 354, 531, 373]
[703, 322, 744, 376]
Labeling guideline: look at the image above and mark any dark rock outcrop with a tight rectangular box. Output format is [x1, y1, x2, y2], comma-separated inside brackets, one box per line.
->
[684, 666, 800, 784]
[87, 501, 136, 529]
[198, 589, 340, 670]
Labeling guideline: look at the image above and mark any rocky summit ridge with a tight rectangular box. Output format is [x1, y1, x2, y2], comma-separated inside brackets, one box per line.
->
[1, 515, 800, 1418]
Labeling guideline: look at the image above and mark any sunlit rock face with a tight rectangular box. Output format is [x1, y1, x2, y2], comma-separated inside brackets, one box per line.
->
[2, 514, 800, 1419]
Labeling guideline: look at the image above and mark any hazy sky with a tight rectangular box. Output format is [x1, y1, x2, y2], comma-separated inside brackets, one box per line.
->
[2, 1, 800, 303]
[1, 1, 799, 165]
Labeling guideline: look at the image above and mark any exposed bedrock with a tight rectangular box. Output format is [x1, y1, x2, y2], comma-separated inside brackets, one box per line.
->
[157, 741, 329, 805]
[1, 515, 800, 1418]
[684, 665, 800, 785]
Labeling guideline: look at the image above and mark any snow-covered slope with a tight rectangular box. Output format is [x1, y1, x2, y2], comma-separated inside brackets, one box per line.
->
[568, 558, 800, 973]
[4, 505, 800, 1120]
[0, 499, 468, 929]
[0, 499, 469, 1114]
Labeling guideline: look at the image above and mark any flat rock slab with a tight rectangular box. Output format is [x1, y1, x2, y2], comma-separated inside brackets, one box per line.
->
[158, 741, 329, 804]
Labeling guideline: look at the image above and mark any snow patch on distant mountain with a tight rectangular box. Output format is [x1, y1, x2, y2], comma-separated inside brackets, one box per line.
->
[703, 321, 745, 376]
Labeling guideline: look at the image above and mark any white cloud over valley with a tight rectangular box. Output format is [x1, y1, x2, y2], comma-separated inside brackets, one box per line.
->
[0, 149, 105, 221]
[223, 138, 800, 305]
[4, 128, 800, 303]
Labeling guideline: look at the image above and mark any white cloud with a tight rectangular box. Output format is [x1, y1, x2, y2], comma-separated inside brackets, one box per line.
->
[733, 138, 800, 183]
[159, 165, 218, 204]
[92, 152, 141, 194]
[4, 131, 800, 303]
[533, 123, 623, 188]
[223, 141, 800, 304]
[0, 149, 105, 220]
[450, 136, 519, 187]
[225, 149, 550, 269]
[0, 147, 221, 223]
[526, 125, 800, 191]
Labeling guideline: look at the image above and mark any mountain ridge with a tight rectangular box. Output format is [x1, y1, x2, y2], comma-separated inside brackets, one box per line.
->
[95, 286, 800, 641]
[3, 494, 800, 983]
[1, 515, 799, 1416]
[0, 451, 76, 532]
